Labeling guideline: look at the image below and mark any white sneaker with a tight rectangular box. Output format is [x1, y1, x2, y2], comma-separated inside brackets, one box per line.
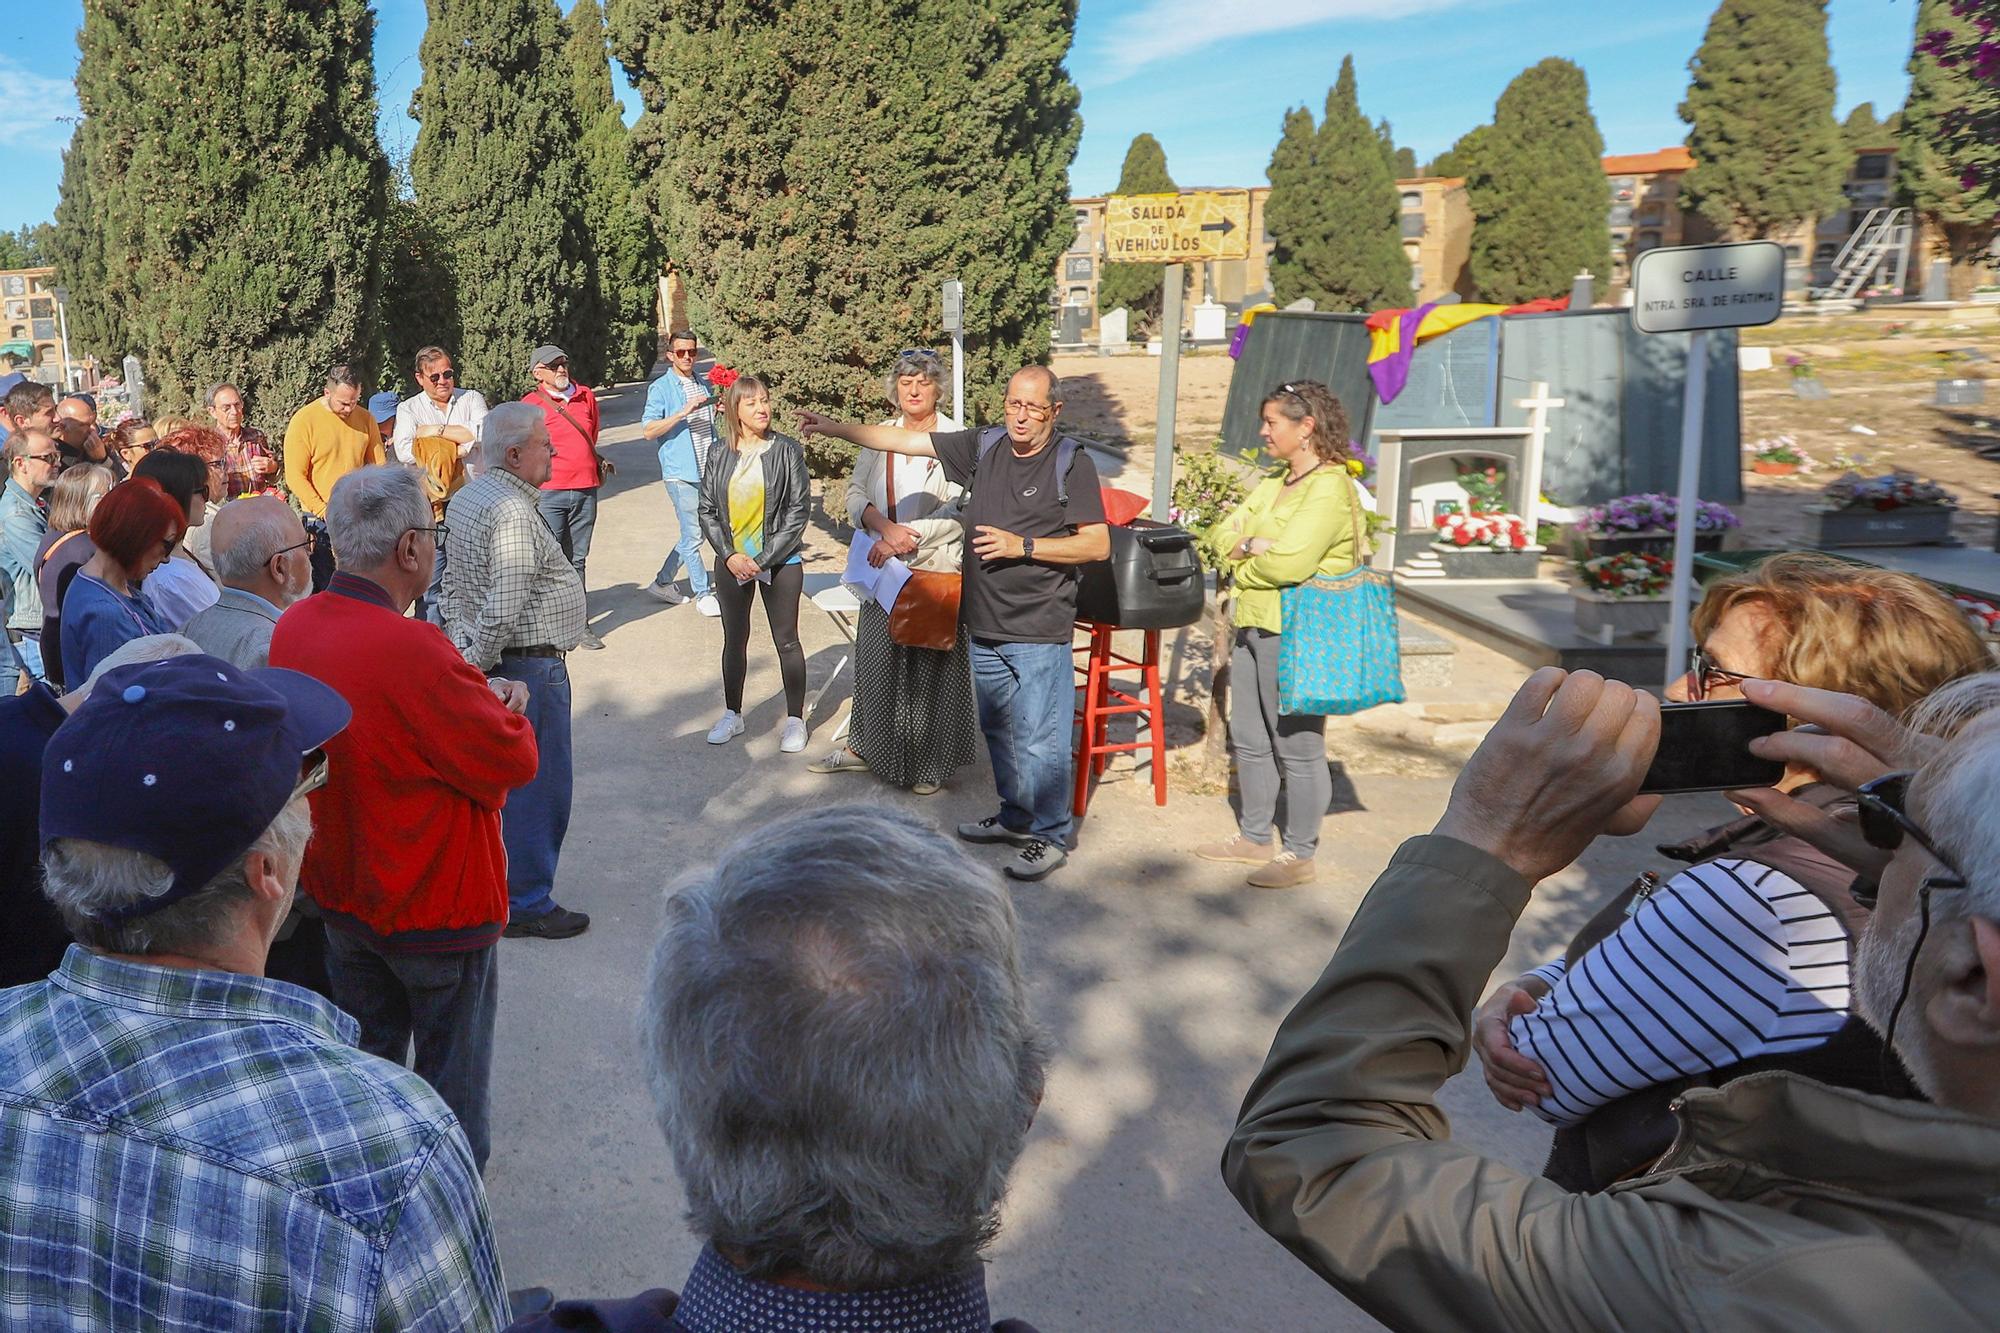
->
[780, 717, 808, 753]
[695, 594, 721, 618]
[706, 711, 745, 745]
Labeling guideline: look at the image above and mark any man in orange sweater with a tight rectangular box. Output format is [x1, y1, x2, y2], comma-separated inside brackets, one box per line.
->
[270, 464, 537, 1172]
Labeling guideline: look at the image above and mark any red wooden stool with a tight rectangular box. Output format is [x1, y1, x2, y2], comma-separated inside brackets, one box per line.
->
[1071, 621, 1166, 816]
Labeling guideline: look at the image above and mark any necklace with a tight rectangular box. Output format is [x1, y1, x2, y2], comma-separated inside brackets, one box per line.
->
[1283, 461, 1324, 487]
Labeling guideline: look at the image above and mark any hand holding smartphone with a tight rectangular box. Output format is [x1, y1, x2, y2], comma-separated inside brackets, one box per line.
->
[1639, 699, 1788, 795]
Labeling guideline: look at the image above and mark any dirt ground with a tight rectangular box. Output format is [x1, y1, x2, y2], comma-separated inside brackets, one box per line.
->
[1054, 304, 2000, 553]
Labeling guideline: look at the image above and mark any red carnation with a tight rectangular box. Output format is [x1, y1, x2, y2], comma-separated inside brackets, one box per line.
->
[708, 365, 740, 390]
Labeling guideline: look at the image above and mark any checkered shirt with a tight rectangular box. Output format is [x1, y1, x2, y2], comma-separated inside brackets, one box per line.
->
[442, 467, 587, 670]
[0, 946, 509, 1331]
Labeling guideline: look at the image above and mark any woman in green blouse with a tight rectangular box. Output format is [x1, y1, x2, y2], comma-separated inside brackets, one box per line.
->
[1196, 380, 1360, 889]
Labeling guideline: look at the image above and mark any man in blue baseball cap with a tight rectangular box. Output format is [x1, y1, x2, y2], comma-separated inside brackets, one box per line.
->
[0, 653, 512, 1329]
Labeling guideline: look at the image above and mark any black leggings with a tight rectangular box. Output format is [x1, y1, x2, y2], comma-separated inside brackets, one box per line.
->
[715, 559, 806, 716]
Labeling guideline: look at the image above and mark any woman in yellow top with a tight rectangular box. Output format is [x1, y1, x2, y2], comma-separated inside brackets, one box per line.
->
[1196, 380, 1360, 889]
[697, 373, 812, 753]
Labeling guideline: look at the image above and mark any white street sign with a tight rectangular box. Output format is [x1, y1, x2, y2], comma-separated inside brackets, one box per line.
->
[1631, 240, 1785, 335]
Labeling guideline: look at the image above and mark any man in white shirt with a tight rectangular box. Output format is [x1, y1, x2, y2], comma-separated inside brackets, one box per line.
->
[393, 346, 489, 467]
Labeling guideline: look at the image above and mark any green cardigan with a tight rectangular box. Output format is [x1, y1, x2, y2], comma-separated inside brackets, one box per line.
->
[1211, 468, 1361, 633]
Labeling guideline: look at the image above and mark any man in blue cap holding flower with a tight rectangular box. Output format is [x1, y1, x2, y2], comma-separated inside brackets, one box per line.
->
[0, 653, 511, 1330]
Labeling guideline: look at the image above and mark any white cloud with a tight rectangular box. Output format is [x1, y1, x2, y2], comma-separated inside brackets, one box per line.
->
[1086, 0, 1481, 84]
[0, 57, 80, 154]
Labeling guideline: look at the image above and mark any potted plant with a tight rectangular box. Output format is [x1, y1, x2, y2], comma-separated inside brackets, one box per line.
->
[1581, 492, 1738, 558]
[1787, 355, 1829, 400]
[1808, 470, 1958, 548]
[1571, 550, 1674, 641]
[1431, 512, 1543, 577]
[1749, 436, 1811, 477]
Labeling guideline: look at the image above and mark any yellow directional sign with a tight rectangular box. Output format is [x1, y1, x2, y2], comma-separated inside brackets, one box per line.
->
[1103, 190, 1251, 263]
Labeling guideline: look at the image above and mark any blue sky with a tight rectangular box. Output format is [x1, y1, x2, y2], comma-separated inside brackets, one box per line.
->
[0, 0, 1923, 231]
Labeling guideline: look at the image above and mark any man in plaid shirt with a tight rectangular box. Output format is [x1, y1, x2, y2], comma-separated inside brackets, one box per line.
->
[0, 653, 510, 1330]
[441, 401, 590, 941]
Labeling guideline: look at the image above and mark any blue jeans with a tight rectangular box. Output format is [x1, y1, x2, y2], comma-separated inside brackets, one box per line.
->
[536, 487, 599, 591]
[8, 633, 43, 683]
[322, 929, 497, 1172]
[494, 653, 572, 920]
[970, 638, 1073, 845]
[654, 476, 710, 597]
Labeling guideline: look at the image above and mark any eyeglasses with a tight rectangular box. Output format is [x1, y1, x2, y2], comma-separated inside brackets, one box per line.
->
[269, 536, 314, 562]
[1852, 771, 1968, 908]
[407, 523, 449, 546]
[1687, 646, 1755, 701]
[291, 748, 330, 802]
[539, 358, 568, 372]
[668, 348, 697, 359]
[424, 369, 456, 383]
[22, 451, 60, 465]
[1004, 398, 1053, 420]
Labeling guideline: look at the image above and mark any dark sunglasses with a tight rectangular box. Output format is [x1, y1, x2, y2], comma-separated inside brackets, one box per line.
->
[23, 451, 60, 465]
[1687, 646, 1756, 701]
[1851, 771, 1968, 908]
[539, 358, 568, 372]
[669, 346, 698, 358]
[425, 369, 456, 383]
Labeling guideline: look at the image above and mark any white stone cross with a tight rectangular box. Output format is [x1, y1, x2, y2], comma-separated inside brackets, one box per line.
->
[1514, 380, 1566, 527]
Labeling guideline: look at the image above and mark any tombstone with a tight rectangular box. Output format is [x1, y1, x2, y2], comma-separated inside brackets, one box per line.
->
[1282, 298, 1317, 312]
[1099, 306, 1130, 352]
[1738, 346, 1774, 373]
[1191, 301, 1228, 343]
[1057, 304, 1088, 347]
[1922, 259, 1950, 304]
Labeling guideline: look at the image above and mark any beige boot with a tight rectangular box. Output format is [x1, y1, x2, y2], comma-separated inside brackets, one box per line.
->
[1246, 851, 1317, 889]
[1194, 835, 1275, 865]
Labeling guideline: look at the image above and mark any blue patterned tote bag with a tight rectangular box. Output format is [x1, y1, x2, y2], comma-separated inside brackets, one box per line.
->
[1276, 480, 1405, 716]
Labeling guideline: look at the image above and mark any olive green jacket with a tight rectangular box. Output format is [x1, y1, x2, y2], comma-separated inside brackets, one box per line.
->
[1222, 835, 2000, 1331]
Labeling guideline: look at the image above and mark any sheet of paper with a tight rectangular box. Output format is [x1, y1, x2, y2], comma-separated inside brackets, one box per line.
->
[843, 531, 881, 596]
[874, 556, 913, 614]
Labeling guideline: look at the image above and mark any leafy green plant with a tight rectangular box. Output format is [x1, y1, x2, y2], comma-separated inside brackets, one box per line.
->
[1173, 449, 1252, 546]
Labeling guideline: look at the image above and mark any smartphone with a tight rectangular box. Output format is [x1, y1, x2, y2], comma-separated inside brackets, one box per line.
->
[1639, 699, 1788, 795]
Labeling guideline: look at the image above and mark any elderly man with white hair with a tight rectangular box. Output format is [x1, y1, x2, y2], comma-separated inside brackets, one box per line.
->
[439, 402, 588, 941]
[181, 495, 313, 669]
[272, 465, 537, 1172]
[1223, 667, 2000, 1330]
[0, 650, 512, 1330]
[510, 805, 1049, 1332]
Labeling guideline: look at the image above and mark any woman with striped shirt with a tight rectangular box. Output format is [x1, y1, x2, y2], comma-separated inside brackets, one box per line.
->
[1474, 555, 1990, 1185]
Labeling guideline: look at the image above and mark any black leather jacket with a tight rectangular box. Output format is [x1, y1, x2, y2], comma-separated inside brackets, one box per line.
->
[697, 432, 810, 571]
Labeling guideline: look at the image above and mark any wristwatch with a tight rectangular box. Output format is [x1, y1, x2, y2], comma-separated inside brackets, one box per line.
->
[1021, 535, 1036, 562]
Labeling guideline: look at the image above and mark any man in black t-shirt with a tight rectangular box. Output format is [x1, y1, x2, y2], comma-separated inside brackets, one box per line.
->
[800, 367, 1109, 880]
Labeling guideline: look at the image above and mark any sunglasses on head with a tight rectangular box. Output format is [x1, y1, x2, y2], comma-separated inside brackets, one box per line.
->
[1851, 771, 1969, 908]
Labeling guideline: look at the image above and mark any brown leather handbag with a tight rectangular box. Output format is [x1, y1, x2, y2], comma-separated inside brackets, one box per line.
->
[881, 453, 962, 651]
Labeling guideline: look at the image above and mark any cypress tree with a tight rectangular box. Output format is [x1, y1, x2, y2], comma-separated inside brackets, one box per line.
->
[1679, 0, 1846, 239]
[565, 0, 659, 383]
[609, 0, 1080, 473]
[1841, 101, 1886, 149]
[1899, 0, 1999, 299]
[52, 0, 390, 415]
[1096, 133, 1177, 329]
[1466, 59, 1611, 303]
[1375, 119, 1415, 178]
[411, 0, 593, 400]
[1425, 125, 1486, 180]
[1264, 57, 1409, 312]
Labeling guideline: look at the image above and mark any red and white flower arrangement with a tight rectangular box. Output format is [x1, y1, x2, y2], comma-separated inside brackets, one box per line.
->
[1578, 551, 1672, 598]
[1434, 511, 1532, 551]
[1954, 596, 2000, 637]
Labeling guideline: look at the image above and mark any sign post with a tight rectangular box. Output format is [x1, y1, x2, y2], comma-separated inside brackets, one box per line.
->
[1630, 240, 1784, 690]
[941, 279, 965, 425]
[1103, 190, 1251, 520]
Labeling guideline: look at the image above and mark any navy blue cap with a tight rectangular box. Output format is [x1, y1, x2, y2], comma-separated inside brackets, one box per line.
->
[41, 655, 351, 922]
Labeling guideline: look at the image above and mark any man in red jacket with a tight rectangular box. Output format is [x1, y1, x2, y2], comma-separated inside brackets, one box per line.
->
[270, 464, 538, 1172]
[524, 344, 607, 651]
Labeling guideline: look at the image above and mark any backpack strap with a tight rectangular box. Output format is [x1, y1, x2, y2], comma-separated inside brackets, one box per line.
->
[970, 427, 1082, 508]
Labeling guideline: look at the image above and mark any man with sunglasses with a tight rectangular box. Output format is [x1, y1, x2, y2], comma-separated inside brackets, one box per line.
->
[1224, 666, 2000, 1328]
[0, 653, 511, 1329]
[272, 466, 538, 1173]
[640, 328, 719, 615]
[1, 428, 59, 683]
[524, 344, 607, 651]
[181, 496, 313, 670]
[392, 346, 489, 469]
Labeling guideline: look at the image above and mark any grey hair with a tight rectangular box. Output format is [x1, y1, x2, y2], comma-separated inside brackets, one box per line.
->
[1909, 671, 2000, 928]
[326, 464, 430, 569]
[640, 805, 1047, 1289]
[481, 401, 545, 468]
[212, 502, 301, 585]
[3, 430, 44, 465]
[883, 349, 946, 405]
[204, 382, 240, 409]
[43, 798, 312, 956]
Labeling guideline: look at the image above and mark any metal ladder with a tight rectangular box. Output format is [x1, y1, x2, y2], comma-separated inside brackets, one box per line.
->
[1814, 207, 1912, 301]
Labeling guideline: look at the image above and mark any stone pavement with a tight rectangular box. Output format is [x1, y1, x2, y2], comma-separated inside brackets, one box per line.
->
[481, 376, 1738, 1330]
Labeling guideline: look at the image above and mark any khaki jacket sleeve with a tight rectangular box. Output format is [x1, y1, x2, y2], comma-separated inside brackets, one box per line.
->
[1221, 836, 1701, 1331]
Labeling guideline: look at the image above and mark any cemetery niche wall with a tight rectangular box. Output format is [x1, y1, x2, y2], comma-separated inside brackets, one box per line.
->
[1220, 309, 1744, 549]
